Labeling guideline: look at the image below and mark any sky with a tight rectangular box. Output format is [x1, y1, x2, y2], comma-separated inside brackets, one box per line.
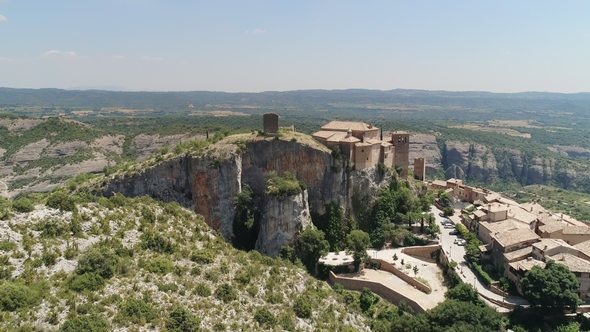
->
[0, 1, 589, 93]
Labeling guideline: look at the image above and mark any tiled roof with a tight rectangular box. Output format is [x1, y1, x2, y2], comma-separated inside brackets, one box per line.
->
[326, 132, 347, 143]
[509, 258, 545, 272]
[504, 246, 533, 262]
[494, 228, 539, 248]
[507, 206, 537, 224]
[312, 131, 340, 139]
[485, 193, 501, 203]
[562, 225, 590, 235]
[532, 238, 573, 252]
[474, 210, 487, 218]
[432, 180, 447, 187]
[340, 136, 361, 143]
[538, 221, 566, 234]
[574, 239, 590, 256]
[321, 121, 377, 132]
[549, 253, 590, 273]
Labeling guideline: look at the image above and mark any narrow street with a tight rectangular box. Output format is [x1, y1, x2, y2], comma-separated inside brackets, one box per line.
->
[430, 206, 529, 310]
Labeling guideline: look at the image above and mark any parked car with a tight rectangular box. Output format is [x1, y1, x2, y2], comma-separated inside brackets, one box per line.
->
[449, 229, 459, 235]
[441, 219, 453, 225]
[439, 212, 445, 217]
[456, 239, 467, 246]
[444, 224, 455, 229]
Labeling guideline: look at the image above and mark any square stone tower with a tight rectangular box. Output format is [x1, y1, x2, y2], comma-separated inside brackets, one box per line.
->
[414, 157, 426, 181]
[391, 132, 409, 178]
[263, 113, 279, 135]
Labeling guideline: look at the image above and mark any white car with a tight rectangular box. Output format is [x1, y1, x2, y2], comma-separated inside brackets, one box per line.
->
[444, 224, 455, 229]
[455, 239, 467, 246]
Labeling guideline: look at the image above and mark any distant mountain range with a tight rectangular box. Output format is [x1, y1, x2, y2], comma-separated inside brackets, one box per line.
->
[1, 87, 589, 111]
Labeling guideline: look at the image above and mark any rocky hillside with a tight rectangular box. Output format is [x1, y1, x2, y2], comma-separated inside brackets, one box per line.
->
[0, 193, 369, 331]
[0, 116, 203, 198]
[409, 133, 590, 193]
[101, 132, 394, 257]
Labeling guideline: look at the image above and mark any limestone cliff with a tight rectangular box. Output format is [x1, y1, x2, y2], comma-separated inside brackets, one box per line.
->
[104, 134, 393, 252]
[256, 190, 312, 257]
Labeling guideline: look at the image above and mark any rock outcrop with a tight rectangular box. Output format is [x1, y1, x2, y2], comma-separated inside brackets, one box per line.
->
[104, 135, 393, 252]
[256, 190, 312, 257]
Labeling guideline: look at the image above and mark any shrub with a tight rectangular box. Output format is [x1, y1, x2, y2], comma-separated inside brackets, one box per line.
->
[195, 283, 211, 297]
[234, 272, 250, 285]
[246, 285, 258, 297]
[42, 249, 59, 267]
[157, 283, 179, 293]
[116, 298, 156, 325]
[66, 273, 105, 292]
[254, 308, 277, 327]
[0, 240, 16, 252]
[60, 314, 110, 332]
[166, 306, 200, 332]
[214, 283, 237, 303]
[46, 191, 77, 212]
[293, 297, 312, 318]
[0, 283, 38, 311]
[12, 197, 34, 213]
[190, 250, 216, 264]
[141, 230, 175, 254]
[36, 218, 68, 238]
[359, 288, 378, 313]
[76, 247, 119, 279]
[141, 257, 173, 274]
[472, 261, 494, 286]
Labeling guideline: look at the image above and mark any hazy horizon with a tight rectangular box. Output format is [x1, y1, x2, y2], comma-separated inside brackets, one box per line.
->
[1, 1, 589, 93]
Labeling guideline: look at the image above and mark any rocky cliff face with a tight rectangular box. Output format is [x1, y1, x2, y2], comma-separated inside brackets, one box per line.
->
[410, 133, 590, 192]
[105, 135, 393, 253]
[256, 190, 312, 257]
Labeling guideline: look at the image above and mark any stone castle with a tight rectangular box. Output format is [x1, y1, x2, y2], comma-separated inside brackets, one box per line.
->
[312, 121, 410, 177]
[262, 113, 418, 179]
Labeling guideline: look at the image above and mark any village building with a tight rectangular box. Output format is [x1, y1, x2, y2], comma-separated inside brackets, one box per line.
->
[312, 121, 410, 177]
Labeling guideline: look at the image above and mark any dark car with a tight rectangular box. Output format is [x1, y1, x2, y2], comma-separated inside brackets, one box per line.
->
[439, 212, 445, 217]
[449, 229, 459, 235]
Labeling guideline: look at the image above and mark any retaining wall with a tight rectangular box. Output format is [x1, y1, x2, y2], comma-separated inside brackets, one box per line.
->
[402, 245, 441, 263]
[329, 271, 426, 314]
[371, 259, 431, 294]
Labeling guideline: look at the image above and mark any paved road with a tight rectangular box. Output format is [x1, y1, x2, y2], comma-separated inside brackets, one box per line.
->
[430, 206, 529, 310]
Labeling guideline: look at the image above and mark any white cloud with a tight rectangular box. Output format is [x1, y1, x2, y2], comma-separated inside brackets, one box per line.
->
[0, 14, 6, 22]
[112, 55, 125, 59]
[140, 56, 163, 61]
[42, 50, 76, 57]
[252, 28, 266, 34]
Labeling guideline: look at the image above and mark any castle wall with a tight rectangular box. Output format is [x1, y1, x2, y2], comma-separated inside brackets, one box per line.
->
[355, 145, 372, 170]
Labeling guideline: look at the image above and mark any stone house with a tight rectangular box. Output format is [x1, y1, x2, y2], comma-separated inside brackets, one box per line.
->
[490, 228, 540, 268]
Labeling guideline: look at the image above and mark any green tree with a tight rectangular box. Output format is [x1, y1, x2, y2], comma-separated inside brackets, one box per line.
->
[346, 230, 371, 267]
[46, 191, 77, 212]
[165, 306, 200, 332]
[296, 227, 329, 275]
[422, 299, 505, 331]
[359, 288, 378, 313]
[520, 260, 581, 312]
[12, 197, 34, 213]
[76, 246, 120, 279]
[444, 283, 483, 306]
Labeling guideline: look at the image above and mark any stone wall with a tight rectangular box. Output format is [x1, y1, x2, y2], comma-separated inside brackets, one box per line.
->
[489, 283, 510, 297]
[371, 259, 431, 293]
[329, 271, 426, 314]
[402, 245, 441, 263]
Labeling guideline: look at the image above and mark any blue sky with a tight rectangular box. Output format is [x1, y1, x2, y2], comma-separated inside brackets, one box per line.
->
[0, 1, 589, 92]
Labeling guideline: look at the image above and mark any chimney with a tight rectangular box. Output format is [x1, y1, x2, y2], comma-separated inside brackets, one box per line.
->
[527, 257, 532, 261]
[544, 245, 547, 250]
[346, 128, 352, 138]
